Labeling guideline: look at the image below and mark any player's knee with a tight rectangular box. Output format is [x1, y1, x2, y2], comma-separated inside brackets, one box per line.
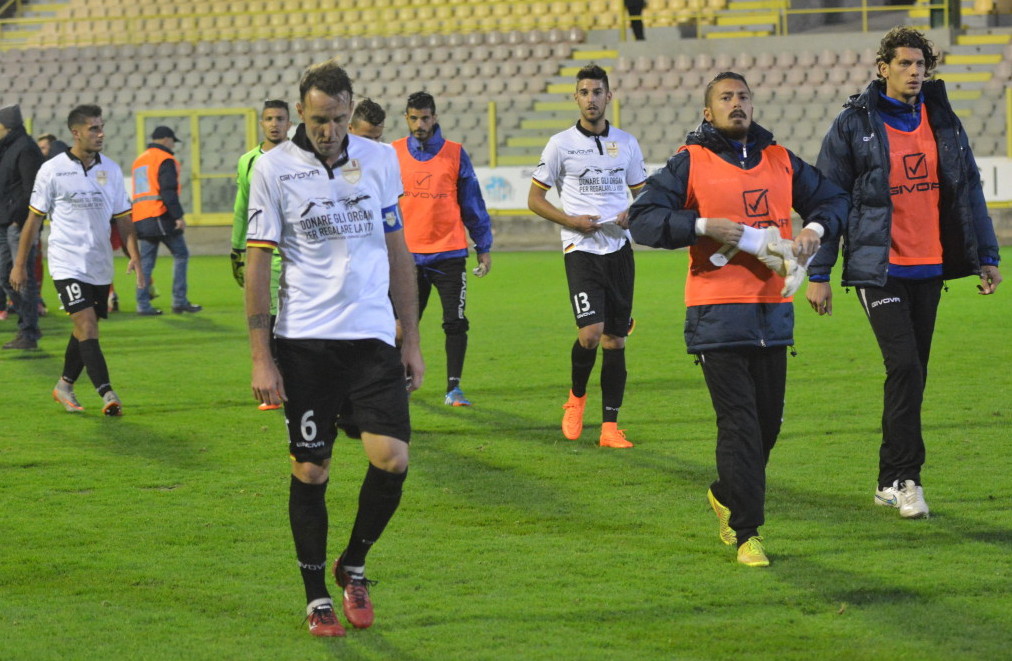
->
[442, 317, 469, 335]
[292, 458, 330, 484]
[601, 334, 626, 350]
[578, 325, 603, 349]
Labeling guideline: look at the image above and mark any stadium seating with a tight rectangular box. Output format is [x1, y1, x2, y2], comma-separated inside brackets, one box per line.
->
[3, 0, 1009, 217]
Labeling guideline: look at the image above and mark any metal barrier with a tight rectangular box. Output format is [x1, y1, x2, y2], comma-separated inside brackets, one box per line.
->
[135, 108, 257, 226]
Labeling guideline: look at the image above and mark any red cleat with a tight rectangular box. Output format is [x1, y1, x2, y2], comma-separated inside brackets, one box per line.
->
[333, 554, 375, 629]
[306, 603, 346, 637]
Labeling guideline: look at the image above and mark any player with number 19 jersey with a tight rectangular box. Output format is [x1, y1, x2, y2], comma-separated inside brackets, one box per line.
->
[246, 133, 403, 345]
[29, 151, 132, 285]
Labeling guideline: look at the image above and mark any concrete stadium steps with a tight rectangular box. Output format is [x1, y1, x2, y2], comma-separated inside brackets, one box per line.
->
[494, 43, 619, 166]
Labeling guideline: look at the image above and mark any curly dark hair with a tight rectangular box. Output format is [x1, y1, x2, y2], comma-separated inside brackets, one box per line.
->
[405, 91, 436, 115]
[876, 26, 938, 77]
[576, 63, 610, 91]
[352, 98, 386, 126]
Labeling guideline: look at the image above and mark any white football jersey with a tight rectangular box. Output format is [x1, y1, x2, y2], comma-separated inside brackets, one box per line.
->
[29, 151, 131, 285]
[247, 133, 403, 344]
[532, 122, 647, 255]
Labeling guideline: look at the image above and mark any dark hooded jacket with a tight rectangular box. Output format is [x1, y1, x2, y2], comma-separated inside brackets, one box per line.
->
[812, 79, 1000, 286]
[0, 125, 44, 228]
[628, 120, 848, 353]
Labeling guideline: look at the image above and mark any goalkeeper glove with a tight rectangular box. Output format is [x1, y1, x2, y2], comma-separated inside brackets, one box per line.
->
[230, 249, 245, 287]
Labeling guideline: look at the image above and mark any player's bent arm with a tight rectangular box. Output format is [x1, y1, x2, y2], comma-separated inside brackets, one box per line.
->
[10, 210, 44, 292]
[115, 212, 146, 289]
[246, 247, 286, 404]
[231, 159, 252, 287]
[385, 228, 425, 392]
[527, 183, 598, 233]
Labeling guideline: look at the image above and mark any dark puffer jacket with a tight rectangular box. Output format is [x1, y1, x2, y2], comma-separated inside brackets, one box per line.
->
[0, 125, 44, 228]
[628, 120, 848, 353]
[813, 79, 1000, 286]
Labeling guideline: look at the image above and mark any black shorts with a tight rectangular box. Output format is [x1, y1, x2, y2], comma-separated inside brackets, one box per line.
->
[276, 338, 411, 465]
[563, 241, 634, 336]
[53, 279, 110, 319]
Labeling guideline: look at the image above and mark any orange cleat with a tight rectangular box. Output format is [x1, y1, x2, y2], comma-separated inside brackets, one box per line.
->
[599, 422, 633, 448]
[561, 391, 587, 440]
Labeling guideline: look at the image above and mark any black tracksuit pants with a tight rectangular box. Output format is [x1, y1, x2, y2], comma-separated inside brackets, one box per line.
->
[699, 346, 787, 542]
[856, 276, 943, 489]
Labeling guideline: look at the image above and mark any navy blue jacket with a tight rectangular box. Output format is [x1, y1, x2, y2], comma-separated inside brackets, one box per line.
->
[628, 120, 848, 353]
[812, 79, 1000, 286]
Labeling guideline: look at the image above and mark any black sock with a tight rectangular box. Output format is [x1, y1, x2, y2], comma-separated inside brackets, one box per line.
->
[571, 339, 597, 398]
[445, 332, 467, 393]
[78, 338, 112, 395]
[601, 347, 626, 424]
[342, 464, 407, 568]
[289, 475, 330, 604]
[63, 335, 84, 383]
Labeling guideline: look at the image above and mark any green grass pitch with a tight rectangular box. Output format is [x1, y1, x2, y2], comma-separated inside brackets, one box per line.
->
[1, 249, 1009, 660]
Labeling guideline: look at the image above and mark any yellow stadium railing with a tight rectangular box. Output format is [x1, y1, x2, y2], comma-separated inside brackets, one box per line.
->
[135, 108, 257, 226]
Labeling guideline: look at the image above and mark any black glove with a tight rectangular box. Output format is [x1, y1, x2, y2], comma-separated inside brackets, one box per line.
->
[230, 249, 245, 287]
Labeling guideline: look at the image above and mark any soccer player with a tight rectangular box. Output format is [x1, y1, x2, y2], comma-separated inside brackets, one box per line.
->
[245, 59, 424, 637]
[11, 104, 144, 416]
[527, 64, 646, 448]
[393, 91, 493, 407]
[810, 27, 1002, 519]
[627, 72, 847, 566]
[350, 98, 386, 141]
[230, 99, 292, 411]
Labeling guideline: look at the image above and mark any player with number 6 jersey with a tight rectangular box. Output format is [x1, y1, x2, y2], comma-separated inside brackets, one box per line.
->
[244, 60, 424, 637]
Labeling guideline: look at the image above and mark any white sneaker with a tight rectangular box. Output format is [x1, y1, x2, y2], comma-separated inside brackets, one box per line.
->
[897, 479, 929, 519]
[874, 482, 901, 508]
[875, 480, 929, 518]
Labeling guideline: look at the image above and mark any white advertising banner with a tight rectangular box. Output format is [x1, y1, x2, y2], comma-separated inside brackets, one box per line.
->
[976, 157, 1012, 204]
[475, 164, 668, 211]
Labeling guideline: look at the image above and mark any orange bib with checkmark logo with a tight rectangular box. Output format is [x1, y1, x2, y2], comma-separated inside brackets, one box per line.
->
[884, 106, 942, 266]
[392, 138, 465, 255]
[682, 144, 793, 306]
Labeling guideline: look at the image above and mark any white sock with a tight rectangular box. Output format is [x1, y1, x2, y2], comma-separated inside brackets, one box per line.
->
[307, 597, 333, 615]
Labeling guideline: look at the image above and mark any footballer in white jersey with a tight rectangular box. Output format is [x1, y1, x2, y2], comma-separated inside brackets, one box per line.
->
[527, 64, 644, 450]
[247, 131, 403, 345]
[531, 122, 647, 256]
[243, 63, 423, 636]
[29, 151, 132, 285]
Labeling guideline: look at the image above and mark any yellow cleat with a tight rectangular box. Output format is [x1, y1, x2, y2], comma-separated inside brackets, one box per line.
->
[736, 536, 770, 567]
[707, 488, 736, 546]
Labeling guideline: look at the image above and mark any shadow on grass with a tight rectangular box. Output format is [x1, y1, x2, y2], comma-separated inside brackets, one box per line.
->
[322, 631, 426, 661]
